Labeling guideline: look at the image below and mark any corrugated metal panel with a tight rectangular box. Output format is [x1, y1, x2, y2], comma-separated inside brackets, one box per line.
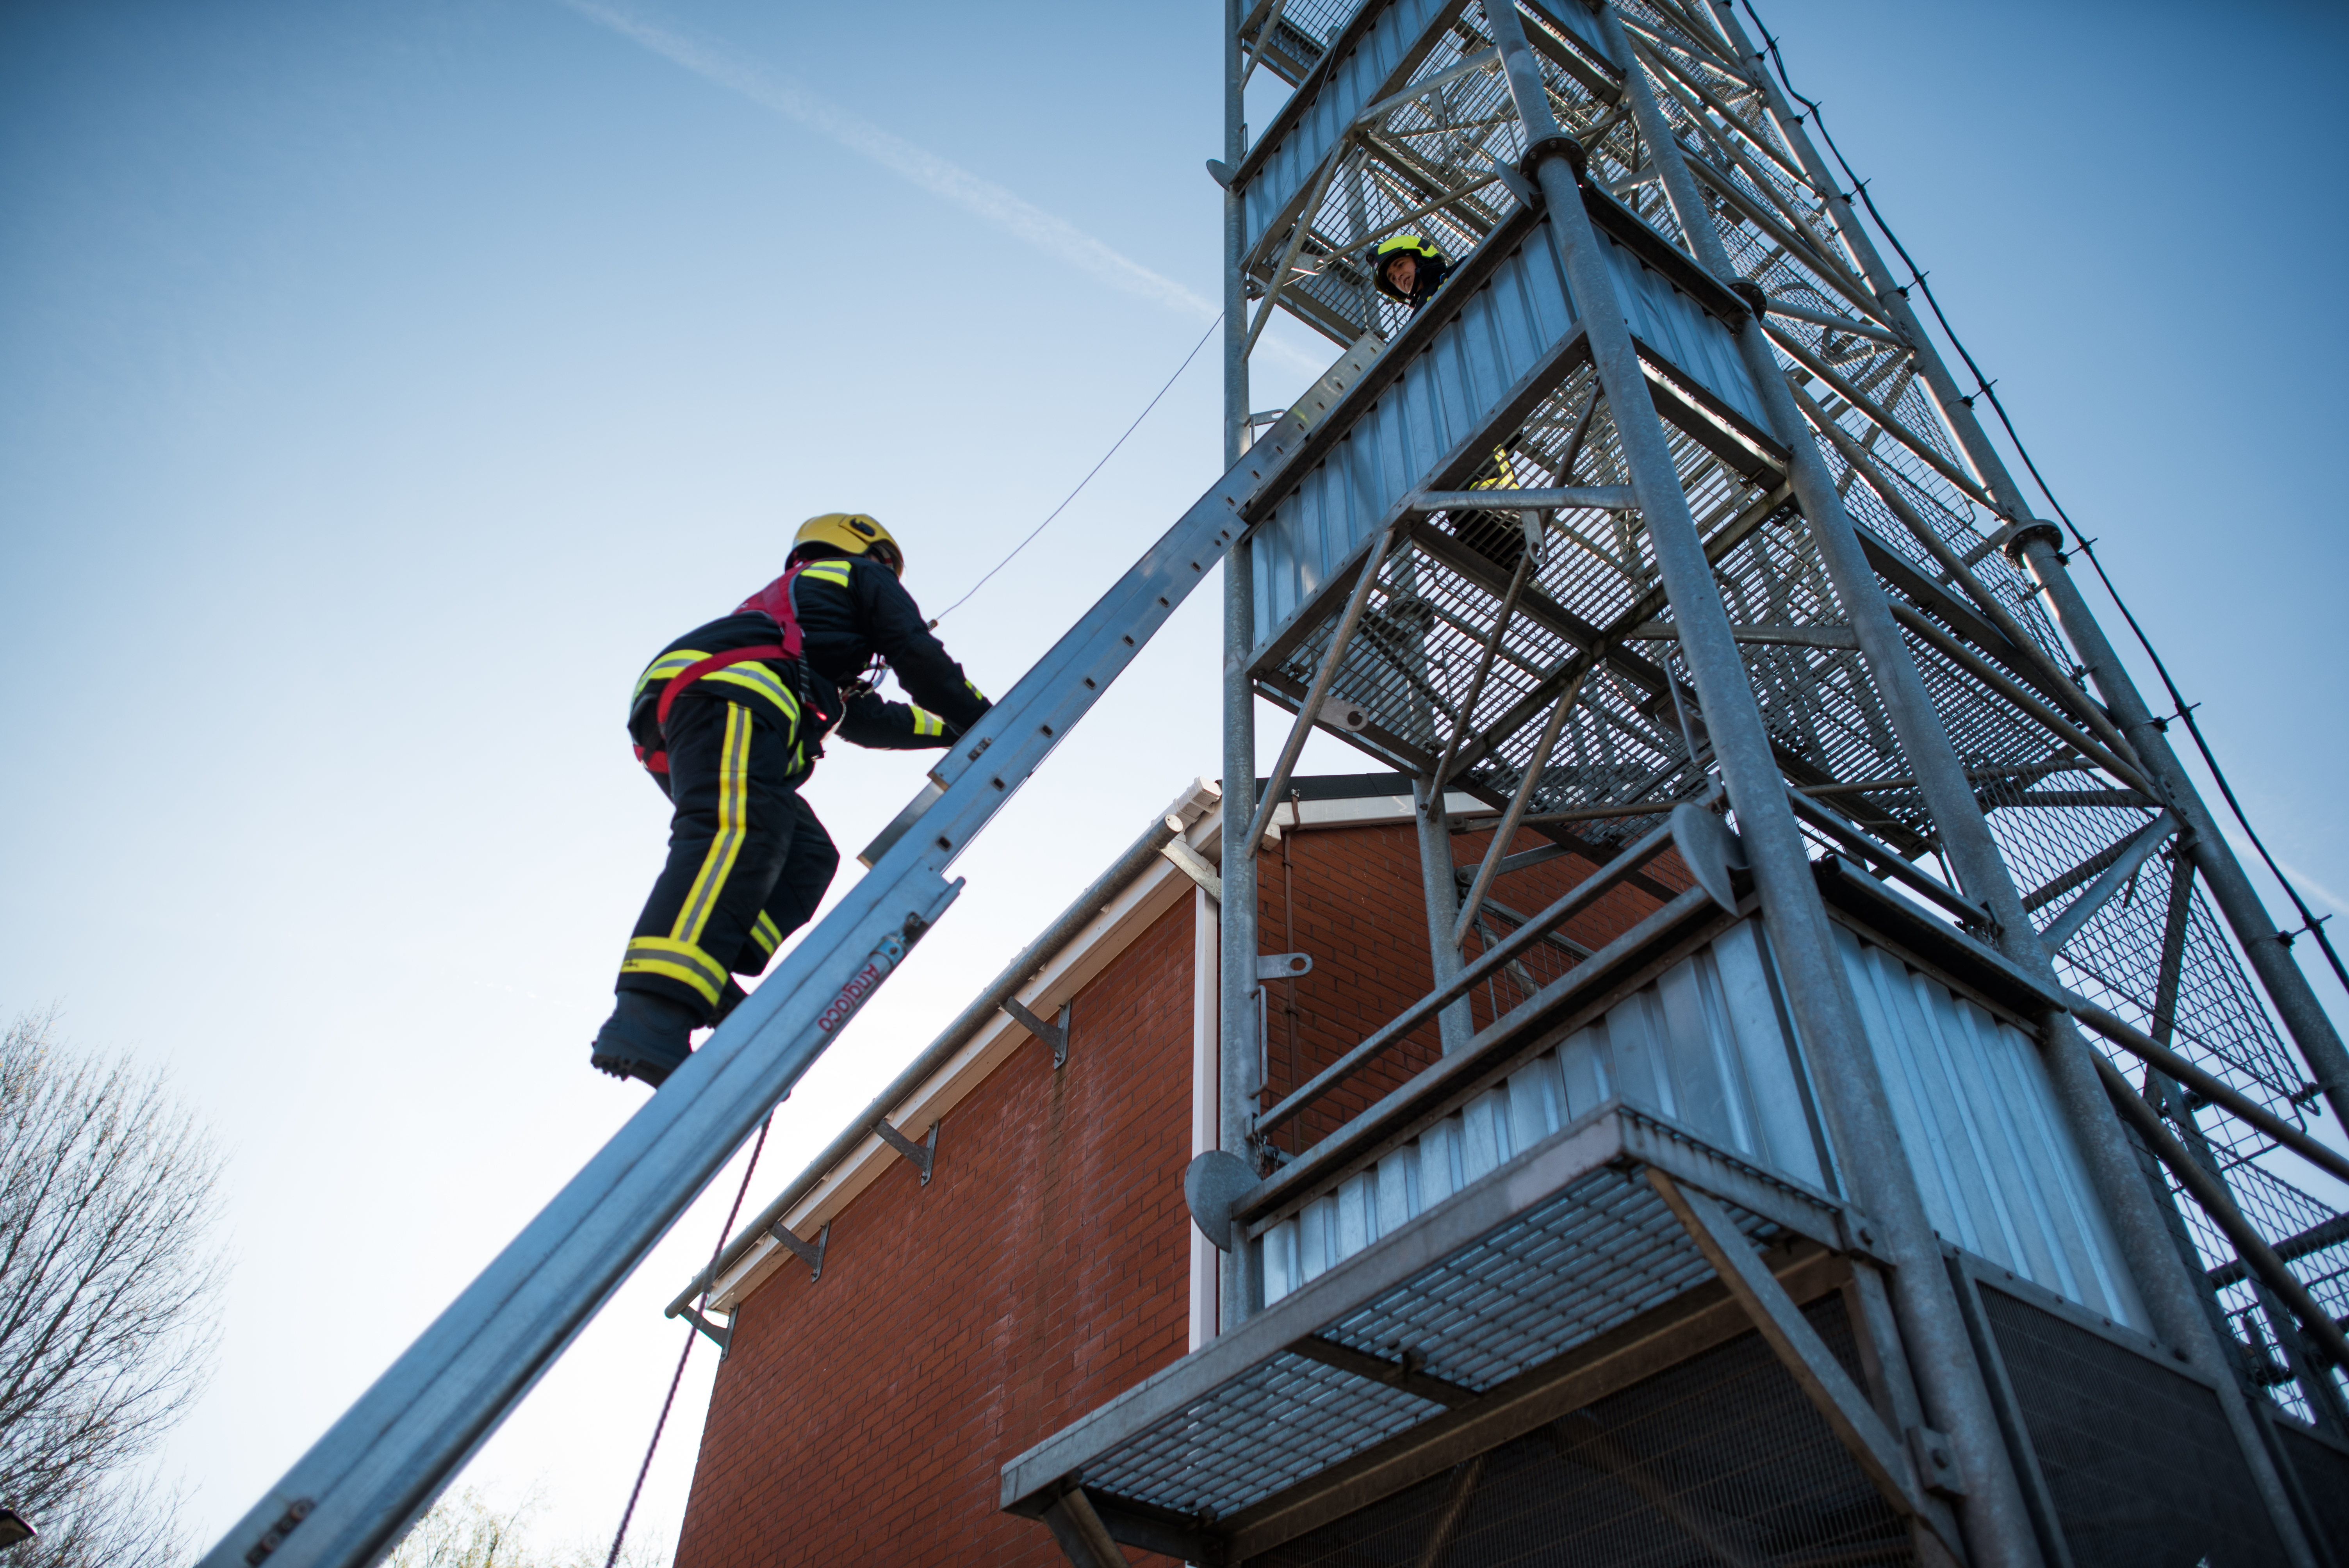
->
[1246, 222, 1763, 654]
[1240, 0, 1453, 260]
[1600, 228, 1767, 429]
[1836, 926, 2147, 1328]
[1250, 225, 1579, 650]
[1265, 917, 1827, 1303]
[1263, 916, 2146, 1335]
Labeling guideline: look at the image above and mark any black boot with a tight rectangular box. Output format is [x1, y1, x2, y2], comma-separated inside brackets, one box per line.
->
[590, 991, 701, 1087]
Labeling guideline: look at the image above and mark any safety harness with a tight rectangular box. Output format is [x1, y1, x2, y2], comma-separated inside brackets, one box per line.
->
[633, 559, 834, 776]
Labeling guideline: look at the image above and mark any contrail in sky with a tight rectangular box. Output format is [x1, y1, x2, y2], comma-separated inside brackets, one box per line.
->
[560, 0, 1221, 323]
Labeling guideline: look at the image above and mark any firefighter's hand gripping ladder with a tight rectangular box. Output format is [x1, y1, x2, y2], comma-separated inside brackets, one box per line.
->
[196, 427, 1317, 1568]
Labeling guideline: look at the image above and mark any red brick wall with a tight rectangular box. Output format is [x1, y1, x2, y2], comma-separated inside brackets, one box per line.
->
[673, 815, 1682, 1565]
[674, 898, 1197, 1568]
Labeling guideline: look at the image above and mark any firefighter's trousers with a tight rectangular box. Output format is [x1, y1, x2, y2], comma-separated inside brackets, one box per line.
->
[616, 694, 839, 1017]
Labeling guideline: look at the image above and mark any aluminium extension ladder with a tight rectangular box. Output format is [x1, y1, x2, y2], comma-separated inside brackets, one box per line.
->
[192, 378, 1375, 1568]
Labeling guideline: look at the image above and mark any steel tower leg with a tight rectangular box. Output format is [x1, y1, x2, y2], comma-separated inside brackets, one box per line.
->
[1700, 0, 2349, 1133]
[1631, 9, 2320, 1556]
[1482, 7, 2005, 1557]
[1586, 11, 2035, 1561]
[1218, 0, 1260, 1331]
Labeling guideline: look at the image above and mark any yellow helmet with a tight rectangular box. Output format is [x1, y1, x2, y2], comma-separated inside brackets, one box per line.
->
[1372, 234, 1446, 302]
[793, 512, 904, 575]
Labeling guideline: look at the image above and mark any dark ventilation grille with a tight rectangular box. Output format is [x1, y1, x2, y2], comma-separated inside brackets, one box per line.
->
[2274, 1424, 2349, 1560]
[1250, 1295, 1911, 1566]
[1976, 1286, 2286, 1567]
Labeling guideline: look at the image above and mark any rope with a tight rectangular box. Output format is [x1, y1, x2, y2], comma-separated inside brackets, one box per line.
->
[603, 1110, 777, 1568]
[928, 312, 1223, 627]
[1739, 0, 2349, 1003]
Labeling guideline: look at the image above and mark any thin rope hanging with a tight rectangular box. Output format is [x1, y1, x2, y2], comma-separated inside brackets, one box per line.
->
[604, 1110, 777, 1568]
[928, 312, 1223, 627]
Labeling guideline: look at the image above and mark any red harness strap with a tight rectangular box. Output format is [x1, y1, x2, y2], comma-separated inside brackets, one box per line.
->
[634, 647, 788, 775]
[634, 560, 824, 776]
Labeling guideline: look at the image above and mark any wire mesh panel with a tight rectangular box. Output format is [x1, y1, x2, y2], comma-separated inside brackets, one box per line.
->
[2272, 1424, 2349, 1564]
[1976, 1285, 2288, 1566]
[1249, 1295, 1910, 1567]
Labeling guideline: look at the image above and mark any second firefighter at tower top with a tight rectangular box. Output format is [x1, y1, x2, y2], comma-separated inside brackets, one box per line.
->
[590, 511, 991, 1087]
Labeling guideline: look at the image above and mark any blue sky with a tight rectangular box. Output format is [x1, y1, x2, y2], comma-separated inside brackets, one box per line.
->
[3, 0, 2344, 1558]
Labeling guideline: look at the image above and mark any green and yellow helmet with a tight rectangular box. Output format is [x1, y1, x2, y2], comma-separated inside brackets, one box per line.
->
[1372, 234, 1447, 302]
[793, 512, 904, 575]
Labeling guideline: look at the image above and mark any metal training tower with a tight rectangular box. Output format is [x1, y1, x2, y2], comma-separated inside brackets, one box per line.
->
[1002, 1, 2349, 1563]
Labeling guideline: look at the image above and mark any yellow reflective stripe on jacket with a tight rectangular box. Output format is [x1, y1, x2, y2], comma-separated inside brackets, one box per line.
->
[621, 936, 728, 1007]
[702, 662, 800, 718]
[632, 649, 800, 727]
[798, 560, 853, 589]
[632, 648, 709, 707]
[750, 911, 782, 957]
[671, 704, 754, 947]
[910, 706, 945, 738]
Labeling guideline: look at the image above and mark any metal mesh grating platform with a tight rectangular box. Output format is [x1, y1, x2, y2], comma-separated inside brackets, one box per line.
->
[1002, 1107, 1853, 1557]
[1314, 1165, 1721, 1393]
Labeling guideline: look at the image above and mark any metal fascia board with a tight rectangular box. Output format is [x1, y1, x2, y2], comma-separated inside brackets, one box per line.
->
[670, 786, 1215, 1314]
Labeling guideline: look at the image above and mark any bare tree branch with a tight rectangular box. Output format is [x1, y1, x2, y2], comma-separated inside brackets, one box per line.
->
[0, 1013, 226, 1568]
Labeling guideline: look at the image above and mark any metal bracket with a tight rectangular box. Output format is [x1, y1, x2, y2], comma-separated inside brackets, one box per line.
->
[1184, 1149, 1258, 1252]
[1253, 952, 1313, 981]
[1486, 151, 1540, 210]
[1160, 837, 1224, 902]
[677, 1304, 732, 1357]
[770, 1220, 829, 1282]
[1907, 1425, 1966, 1498]
[1005, 997, 1074, 1067]
[1833, 1207, 1887, 1263]
[1649, 1170, 1937, 1530]
[873, 1117, 942, 1186]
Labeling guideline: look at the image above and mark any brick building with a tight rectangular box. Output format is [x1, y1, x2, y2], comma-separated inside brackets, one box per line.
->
[665, 773, 1681, 1566]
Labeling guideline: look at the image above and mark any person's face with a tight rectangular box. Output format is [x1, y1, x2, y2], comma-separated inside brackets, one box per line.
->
[1386, 254, 1418, 296]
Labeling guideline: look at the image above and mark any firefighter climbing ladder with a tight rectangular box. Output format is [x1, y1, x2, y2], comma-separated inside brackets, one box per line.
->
[194, 339, 1362, 1568]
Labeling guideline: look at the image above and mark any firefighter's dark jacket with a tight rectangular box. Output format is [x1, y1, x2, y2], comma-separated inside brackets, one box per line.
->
[628, 551, 989, 773]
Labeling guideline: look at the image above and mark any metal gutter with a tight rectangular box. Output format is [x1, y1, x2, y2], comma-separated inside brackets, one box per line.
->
[665, 781, 1219, 1319]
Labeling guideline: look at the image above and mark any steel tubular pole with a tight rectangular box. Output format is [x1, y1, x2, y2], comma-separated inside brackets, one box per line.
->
[1223, 0, 1249, 471]
[1588, 10, 2042, 1559]
[1479, 22, 2026, 1564]
[1413, 775, 1475, 1053]
[1693, 7, 2325, 1551]
[1704, 0, 2349, 1137]
[1219, 0, 1261, 1330]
